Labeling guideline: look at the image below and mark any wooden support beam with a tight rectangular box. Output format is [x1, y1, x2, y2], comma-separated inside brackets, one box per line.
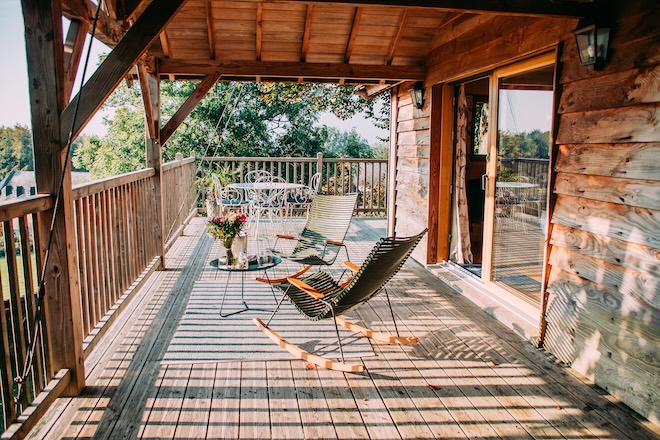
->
[301, 0, 594, 18]
[61, 0, 125, 47]
[104, 0, 117, 20]
[59, 0, 187, 146]
[137, 60, 157, 140]
[256, 3, 263, 61]
[160, 30, 171, 58]
[430, 13, 490, 49]
[159, 60, 426, 81]
[205, 2, 216, 60]
[344, 7, 362, 63]
[142, 65, 165, 269]
[161, 72, 222, 145]
[386, 87, 399, 236]
[387, 9, 409, 65]
[301, 4, 314, 62]
[21, 0, 85, 396]
[117, 0, 145, 23]
[63, 19, 90, 103]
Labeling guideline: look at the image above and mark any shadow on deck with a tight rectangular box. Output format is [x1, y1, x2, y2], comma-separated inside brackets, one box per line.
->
[27, 217, 657, 440]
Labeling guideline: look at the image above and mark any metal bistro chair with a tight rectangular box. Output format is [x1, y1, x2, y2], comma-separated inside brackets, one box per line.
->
[286, 172, 321, 217]
[254, 229, 427, 372]
[257, 192, 358, 284]
[213, 175, 248, 213]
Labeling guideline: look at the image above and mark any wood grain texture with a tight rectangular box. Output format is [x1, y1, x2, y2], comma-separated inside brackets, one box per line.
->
[554, 172, 660, 210]
[549, 246, 659, 310]
[556, 103, 660, 144]
[551, 195, 659, 249]
[558, 66, 660, 114]
[554, 143, 660, 181]
[551, 224, 660, 278]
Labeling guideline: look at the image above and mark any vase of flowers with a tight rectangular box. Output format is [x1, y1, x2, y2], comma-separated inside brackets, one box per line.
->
[207, 211, 247, 266]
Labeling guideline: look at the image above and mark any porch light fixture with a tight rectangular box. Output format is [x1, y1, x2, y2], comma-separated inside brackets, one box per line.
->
[573, 21, 611, 70]
[409, 82, 424, 109]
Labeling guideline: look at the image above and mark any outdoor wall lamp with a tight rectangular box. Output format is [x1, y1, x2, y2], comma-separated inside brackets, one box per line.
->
[573, 21, 611, 70]
[409, 82, 424, 109]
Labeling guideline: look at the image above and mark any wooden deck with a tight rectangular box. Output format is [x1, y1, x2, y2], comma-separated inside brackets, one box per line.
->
[26, 217, 658, 440]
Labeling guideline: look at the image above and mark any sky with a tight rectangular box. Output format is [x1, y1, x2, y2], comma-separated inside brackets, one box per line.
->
[0, 0, 387, 144]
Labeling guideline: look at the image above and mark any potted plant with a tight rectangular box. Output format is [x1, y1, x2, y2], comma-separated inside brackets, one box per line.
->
[207, 211, 248, 266]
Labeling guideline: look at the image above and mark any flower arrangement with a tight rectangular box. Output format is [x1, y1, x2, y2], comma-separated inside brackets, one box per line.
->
[208, 211, 247, 245]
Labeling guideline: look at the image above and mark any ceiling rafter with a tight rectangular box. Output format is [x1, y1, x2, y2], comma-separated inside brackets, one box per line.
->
[301, 4, 314, 62]
[256, 3, 263, 61]
[62, 0, 125, 47]
[206, 2, 216, 60]
[63, 19, 90, 103]
[344, 7, 363, 63]
[299, 0, 593, 18]
[158, 59, 426, 81]
[386, 9, 409, 65]
[59, 0, 187, 145]
[103, 0, 117, 20]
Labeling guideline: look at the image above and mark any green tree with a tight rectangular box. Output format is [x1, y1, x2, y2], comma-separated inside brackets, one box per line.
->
[323, 127, 373, 158]
[74, 79, 389, 177]
[0, 124, 33, 176]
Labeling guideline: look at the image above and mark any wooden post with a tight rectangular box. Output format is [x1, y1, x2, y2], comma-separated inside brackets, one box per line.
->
[21, 0, 85, 395]
[316, 152, 323, 180]
[140, 63, 166, 269]
[386, 87, 399, 236]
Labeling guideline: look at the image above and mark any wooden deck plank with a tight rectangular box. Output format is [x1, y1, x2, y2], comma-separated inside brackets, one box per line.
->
[239, 361, 271, 439]
[314, 367, 370, 439]
[266, 360, 306, 439]
[22, 217, 659, 440]
[173, 363, 215, 438]
[207, 364, 241, 438]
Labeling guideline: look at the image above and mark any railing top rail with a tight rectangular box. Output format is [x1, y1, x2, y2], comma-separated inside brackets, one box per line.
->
[163, 157, 196, 171]
[72, 168, 156, 200]
[200, 156, 387, 164]
[200, 156, 317, 163]
[0, 194, 53, 222]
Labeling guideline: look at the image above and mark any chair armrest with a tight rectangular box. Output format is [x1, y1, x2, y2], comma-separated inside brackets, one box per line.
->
[324, 240, 345, 247]
[287, 277, 324, 300]
[276, 234, 296, 240]
[342, 261, 360, 273]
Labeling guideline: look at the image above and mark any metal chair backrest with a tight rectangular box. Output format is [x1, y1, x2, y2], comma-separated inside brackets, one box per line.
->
[245, 170, 272, 183]
[291, 193, 358, 261]
[332, 229, 427, 316]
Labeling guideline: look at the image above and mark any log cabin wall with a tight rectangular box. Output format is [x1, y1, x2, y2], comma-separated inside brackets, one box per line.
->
[544, 0, 659, 424]
[393, 85, 431, 263]
[392, 0, 659, 424]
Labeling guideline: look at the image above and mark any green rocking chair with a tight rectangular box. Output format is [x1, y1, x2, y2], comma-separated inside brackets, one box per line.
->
[254, 229, 427, 372]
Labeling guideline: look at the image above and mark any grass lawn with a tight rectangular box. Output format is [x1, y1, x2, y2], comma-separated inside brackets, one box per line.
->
[1, 253, 38, 302]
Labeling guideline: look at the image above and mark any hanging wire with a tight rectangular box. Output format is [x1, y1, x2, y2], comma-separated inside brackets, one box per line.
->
[163, 81, 247, 243]
[13, 2, 102, 406]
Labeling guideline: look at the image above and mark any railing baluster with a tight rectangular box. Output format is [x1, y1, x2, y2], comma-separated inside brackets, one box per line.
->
[3, 220, 28, 409]
[0, 279, 16, 426]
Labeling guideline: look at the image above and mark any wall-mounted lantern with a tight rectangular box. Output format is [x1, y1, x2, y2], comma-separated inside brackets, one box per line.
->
[573, 22, 611, 70]
[409, 82, 424, 109]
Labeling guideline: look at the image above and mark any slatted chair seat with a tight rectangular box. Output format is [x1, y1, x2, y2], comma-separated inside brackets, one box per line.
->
[259, 193, 358, 284]
[254, 229, 427, 372]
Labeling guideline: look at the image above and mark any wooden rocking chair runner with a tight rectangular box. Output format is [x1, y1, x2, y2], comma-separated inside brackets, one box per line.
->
[254, 229, 427, 372]
[258, 193, 358, 284]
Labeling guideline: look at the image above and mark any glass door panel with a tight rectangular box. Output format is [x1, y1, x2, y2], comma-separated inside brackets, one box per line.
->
[490, 64, 554, 304]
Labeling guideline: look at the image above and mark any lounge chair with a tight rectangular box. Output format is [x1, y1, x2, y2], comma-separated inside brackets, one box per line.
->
[254, 229, 427, 372]
[257, 192, 358, 284]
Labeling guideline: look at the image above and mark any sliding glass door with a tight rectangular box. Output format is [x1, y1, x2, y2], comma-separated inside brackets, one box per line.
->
[482, 54, 555, 305]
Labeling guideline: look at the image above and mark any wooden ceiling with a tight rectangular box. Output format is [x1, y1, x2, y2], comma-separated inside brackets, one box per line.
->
[62, 0, 592, 85]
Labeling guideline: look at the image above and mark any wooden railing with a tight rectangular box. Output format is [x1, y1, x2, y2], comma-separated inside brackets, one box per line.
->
[202, 154, 388, 215]
[162, 157, 197, 248]
[0, 195, 52, 432]
[72, 169, 159, 340]
[499, 157, 549, 185]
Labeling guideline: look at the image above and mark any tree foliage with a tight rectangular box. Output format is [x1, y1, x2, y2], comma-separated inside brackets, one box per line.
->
[0, 124, 33, 177]
[498, 129, 550, 159]
[73, 79, 389, 178]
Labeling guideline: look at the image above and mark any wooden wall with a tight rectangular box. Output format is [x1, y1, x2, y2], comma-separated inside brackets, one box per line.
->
[392, 0, 659, 423]
[393, 86, 431, 263]
[544, 0, 659, 424]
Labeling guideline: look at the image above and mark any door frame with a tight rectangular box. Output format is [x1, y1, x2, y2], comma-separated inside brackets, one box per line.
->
[480, 52, 557, 306]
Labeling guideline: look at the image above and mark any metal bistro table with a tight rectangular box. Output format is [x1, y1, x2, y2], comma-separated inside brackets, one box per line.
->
[210, 255, 282, 317]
